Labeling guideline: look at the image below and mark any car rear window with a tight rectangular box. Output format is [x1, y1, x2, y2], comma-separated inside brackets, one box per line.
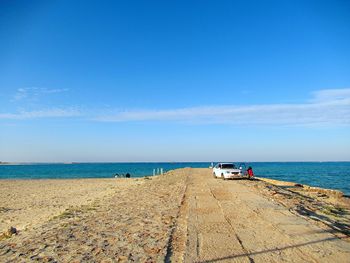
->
[221, 164, 235, 169]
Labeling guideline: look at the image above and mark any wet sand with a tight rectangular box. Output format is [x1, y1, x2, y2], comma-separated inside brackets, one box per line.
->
[1, 168, 350, 262]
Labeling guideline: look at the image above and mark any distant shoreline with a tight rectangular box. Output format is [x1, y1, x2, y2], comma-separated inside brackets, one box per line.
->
[1, 162, 350, 195]
[1, 161, 350, 165]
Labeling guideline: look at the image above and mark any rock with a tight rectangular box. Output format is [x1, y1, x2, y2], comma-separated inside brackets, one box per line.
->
[163, 217, 173, 225]
[117, 255, 128, 262]
[0, 227, 18, 240]
[9, 243, 17, 248]
[8, 227, 17, 235]
[101, 259, 114, 263]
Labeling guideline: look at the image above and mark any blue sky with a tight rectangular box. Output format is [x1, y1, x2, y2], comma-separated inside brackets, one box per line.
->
[1, 0, 350, 162]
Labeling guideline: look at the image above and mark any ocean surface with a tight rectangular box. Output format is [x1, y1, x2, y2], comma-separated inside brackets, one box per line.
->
[0, 162, 349, 195]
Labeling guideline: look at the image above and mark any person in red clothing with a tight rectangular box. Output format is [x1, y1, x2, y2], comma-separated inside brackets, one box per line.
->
[247, 166, 254, 178]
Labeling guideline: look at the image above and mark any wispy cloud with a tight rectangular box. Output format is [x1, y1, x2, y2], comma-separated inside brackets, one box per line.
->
[311, 88, 350, 103]
[95, 88, 350, 126]
[0, 108, 81, 120]
[12, 87, 68, 102]
[2, 88, 350, 126]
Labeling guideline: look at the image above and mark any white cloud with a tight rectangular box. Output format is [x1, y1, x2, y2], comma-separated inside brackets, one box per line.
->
[13, 88, 28, 101]
[12, 87, 68, 101]
[3, 88, 350, 126]
[0, 108, 81, 120]
[95, 88, 350, 126]
[311, 88, 350, 103]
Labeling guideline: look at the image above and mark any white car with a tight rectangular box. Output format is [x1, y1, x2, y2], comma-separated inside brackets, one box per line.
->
[213, 163, 243, 180]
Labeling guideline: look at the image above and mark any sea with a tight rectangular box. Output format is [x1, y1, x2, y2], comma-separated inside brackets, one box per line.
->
[0, 162, 349, 195]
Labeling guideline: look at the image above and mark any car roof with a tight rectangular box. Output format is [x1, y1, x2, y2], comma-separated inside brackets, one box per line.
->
[218, 162, 234, 165]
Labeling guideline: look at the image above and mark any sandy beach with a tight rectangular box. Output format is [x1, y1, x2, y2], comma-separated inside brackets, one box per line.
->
[1, 168, 350, 262]
[0, 178, 135, 234]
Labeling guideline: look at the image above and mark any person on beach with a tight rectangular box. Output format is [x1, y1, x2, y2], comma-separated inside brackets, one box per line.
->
[126, 173, 131, 178]
[247, 166, 254, 179]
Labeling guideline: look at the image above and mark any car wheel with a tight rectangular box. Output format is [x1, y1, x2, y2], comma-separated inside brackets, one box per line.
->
[213, 172, 217, 178]
[221, 173, 226, 180]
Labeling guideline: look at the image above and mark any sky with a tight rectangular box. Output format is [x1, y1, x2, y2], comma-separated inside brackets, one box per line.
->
[0, 0, 350, 162]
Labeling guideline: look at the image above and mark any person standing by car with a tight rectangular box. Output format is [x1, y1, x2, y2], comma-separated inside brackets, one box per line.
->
[247, 166, 254, 179]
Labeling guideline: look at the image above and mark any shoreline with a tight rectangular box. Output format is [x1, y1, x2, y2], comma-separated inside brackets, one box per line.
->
[1, 173, 349, 235]
[256, 176, 346, 198]
[1, 174, 348, 196]
[1, 162, 349, 196]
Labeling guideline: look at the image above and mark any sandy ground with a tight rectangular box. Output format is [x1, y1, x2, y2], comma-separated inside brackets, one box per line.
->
[0, 178, 133, 233]
[1, 168, 350, 262]
[0, 170, 188, 262]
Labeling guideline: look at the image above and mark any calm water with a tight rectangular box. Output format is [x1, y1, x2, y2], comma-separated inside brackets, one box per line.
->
[0, 162, 349, 195]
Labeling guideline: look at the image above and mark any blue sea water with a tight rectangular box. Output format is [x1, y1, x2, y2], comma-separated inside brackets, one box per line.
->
[0, 162, 349, 195]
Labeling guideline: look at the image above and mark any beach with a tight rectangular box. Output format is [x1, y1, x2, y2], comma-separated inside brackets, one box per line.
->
[0, 178, 133, 234]
[1, 168, 350, 262]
